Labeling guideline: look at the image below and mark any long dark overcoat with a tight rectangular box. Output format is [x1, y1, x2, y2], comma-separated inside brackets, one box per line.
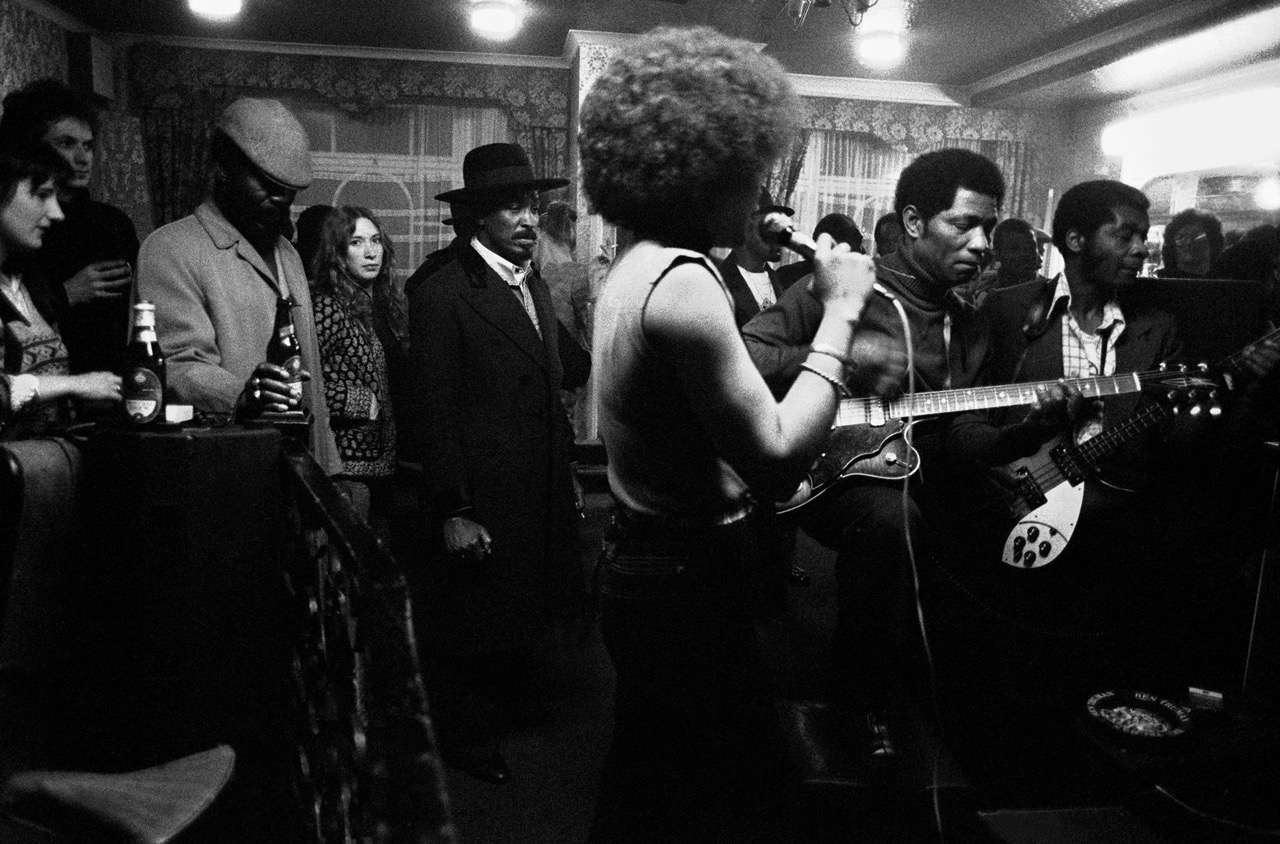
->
[407, 243, 580, 656]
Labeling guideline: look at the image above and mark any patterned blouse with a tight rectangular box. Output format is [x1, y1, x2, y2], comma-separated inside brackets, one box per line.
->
[2, 278, 71, 437]
[311, 289, 397, 479]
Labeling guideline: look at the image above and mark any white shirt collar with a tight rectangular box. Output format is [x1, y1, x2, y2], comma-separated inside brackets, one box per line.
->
[472, 236, 529, 287]
[1052, 273, 1125, 334]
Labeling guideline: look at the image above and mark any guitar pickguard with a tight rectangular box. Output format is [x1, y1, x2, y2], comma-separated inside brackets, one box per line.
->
[1000, 482, 1084, 568]
[777, 421, 920, 515]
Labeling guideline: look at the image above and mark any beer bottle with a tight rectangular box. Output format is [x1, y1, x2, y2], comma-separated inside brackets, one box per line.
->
[122, 301, 166, 424]
[268, 296, 304, 401]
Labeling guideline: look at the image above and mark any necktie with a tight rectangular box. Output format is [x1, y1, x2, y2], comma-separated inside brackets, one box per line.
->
[510, 276, 542, 339]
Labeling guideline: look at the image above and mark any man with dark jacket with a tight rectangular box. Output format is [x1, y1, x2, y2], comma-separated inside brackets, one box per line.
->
[407, 143, 582, 785]
[933, 180, 1278, 788]
[742, 149, 1010, 761]
[720, 188, 790, 329]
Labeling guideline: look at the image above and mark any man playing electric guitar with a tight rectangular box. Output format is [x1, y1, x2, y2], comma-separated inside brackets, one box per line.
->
[934, 180, 1280, 792]
[741, 149, 1077, 761]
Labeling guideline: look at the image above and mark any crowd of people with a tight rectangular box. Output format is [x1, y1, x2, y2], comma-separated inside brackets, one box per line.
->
[2, 25, 1280, 842]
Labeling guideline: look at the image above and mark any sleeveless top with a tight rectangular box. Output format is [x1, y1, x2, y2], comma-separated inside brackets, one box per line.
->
[591, 242, 750, 522]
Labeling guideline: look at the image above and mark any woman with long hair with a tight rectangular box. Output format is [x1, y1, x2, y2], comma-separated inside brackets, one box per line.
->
[580, 26, 878, 842]
[1, 141, 120, 438]
[309, 205, 408, 532]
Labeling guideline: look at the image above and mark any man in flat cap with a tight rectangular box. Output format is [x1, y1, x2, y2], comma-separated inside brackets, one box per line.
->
[136, 97, 339, 472]
[408, 142, 581, 784]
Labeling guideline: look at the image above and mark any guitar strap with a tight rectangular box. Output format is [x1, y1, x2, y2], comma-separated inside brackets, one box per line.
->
[1010, 276, 1064, 384]
[1020, 275, 1061, 341]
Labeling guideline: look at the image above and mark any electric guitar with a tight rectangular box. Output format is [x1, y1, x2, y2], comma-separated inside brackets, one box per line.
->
[994, 325, 1280, 568]
[776, 365, 1215, 515]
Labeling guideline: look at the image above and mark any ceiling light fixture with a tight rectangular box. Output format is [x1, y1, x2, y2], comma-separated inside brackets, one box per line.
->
[470, 0, 524, 41]
[778, 0, 876, 32]
[1254, 176, 1280, 211]
[188, 0, 242, 20]
[856, 29, 904, 69]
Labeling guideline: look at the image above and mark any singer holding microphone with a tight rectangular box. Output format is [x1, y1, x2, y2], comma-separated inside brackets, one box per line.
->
[581, 26, 878, 843]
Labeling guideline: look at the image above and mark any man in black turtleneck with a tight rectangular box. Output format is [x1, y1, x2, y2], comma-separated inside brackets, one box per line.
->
[742, 149, 1056, 761]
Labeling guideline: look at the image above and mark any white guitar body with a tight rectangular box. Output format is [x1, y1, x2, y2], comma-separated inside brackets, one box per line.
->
[1001, 481, 1085, 568]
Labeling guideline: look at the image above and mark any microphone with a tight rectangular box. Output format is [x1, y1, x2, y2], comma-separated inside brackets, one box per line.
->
[758, 212, 894, 300]
[760, 211, 816, 259]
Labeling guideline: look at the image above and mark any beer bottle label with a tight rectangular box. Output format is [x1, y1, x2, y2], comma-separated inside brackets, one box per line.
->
[124, 368, 163, 423]
[280, 354, 303, 381]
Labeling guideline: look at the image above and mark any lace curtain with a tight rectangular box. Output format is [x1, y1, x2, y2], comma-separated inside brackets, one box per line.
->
[788, 130, 914, 254]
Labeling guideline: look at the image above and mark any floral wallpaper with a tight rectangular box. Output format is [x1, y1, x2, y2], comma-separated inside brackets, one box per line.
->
[89, 109, 155, 237]
[127, 42, 572, 181]
[0, 0, 67, 98]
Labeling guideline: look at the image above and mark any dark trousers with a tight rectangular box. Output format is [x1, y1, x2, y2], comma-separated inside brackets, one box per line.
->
[589, 508, 795, 843]
[798, 480, 927, 709]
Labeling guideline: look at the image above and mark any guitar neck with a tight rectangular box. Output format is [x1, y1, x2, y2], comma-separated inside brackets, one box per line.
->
[833, 371, 1146, 428]
[1060, 324, 1280, 471]
[1070, 402, 1171, 468]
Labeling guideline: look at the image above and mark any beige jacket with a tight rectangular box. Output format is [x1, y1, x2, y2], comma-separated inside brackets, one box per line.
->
[136, 200, 341, 474]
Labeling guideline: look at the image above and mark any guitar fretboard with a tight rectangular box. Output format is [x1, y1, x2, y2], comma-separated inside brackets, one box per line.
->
[833, 371, 1147, 428]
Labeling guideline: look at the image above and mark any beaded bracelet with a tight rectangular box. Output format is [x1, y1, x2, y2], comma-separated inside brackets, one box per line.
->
[800, 361, 850, 397]
[809, 342, 856, 369]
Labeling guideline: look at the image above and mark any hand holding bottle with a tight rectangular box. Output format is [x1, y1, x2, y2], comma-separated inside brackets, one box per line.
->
[242, 361, 310, 414]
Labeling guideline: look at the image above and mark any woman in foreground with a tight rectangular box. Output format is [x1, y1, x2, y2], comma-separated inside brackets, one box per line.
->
[1, 142, 120, 438]
[580, 26, 878, 842]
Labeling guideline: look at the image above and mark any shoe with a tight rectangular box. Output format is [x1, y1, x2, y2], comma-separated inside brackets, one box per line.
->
[443, 746, 512, 785]
[788, 565, 812, 587]
[864, 709, 896, 761]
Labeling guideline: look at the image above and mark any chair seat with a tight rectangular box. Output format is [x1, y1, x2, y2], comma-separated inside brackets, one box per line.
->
[1, 744, 235, 844]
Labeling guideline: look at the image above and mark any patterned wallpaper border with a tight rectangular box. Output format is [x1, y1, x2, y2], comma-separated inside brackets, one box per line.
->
[127, 41, 570, 132]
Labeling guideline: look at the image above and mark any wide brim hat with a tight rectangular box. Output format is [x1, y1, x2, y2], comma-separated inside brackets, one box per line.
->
[435, 142, 568, 204]
[757, 186, 794, 217]
[217, 97, 313, 190]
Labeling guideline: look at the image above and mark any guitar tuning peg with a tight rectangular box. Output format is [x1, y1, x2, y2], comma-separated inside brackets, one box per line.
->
[1189, 403, 1202, 417]
[1159, 361, 1169, 371]
[1178, 363, 1188, 373]
[1197, 362, 1209, 372]
[1209, 403, 1223, 417]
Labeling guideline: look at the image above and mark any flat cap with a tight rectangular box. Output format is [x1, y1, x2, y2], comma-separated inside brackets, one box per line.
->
[217, 97, 312, 190]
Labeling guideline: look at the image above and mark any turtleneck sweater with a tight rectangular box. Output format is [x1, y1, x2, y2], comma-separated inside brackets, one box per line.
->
[742, 246, 981, 401]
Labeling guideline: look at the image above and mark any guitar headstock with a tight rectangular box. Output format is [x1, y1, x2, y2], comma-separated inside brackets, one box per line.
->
[1154, 361, 1223, 418]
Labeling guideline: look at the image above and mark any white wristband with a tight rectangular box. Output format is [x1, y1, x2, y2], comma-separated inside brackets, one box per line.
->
[9, 374, 38, 411]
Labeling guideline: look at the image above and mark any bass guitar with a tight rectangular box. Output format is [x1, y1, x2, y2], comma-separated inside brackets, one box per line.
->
[777, 365, 1214, 515]
[994, 325, 1280, 568]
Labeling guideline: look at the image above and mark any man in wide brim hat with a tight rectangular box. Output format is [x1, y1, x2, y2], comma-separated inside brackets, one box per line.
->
[435, 142, 568, 204]
[407, 141, 581, 786]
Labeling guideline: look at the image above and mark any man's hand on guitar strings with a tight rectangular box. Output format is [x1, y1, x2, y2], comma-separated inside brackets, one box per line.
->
[846, 330, 908, 398]
[1025, 378, 1086, 433]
